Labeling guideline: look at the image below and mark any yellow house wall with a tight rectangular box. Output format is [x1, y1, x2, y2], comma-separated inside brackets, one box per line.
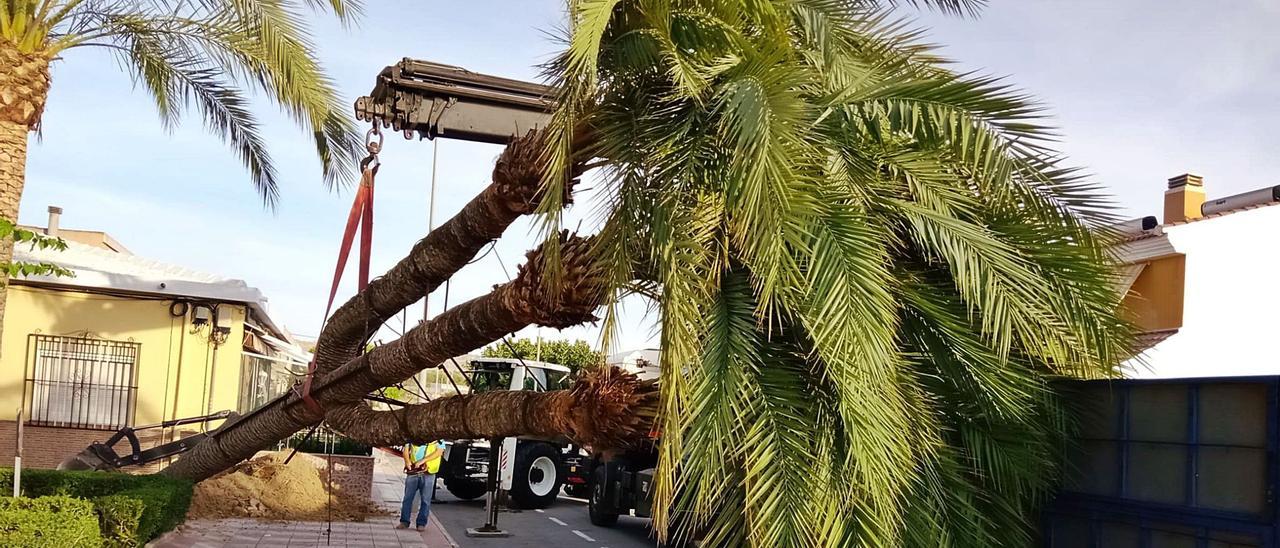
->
[1122, 254, 1185, 332]
[0, 284, 246, 426]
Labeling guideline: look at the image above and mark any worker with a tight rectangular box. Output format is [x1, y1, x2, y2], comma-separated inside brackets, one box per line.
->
[398, 440, 445, 531]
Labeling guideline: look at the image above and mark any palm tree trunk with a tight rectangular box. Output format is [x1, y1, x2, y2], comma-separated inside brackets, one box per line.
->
[324, 365, 656, 448]
[161, 234, 623, 482]
[312, 129, 575, 377]
[324, 234, 654, 448]
[0, 42, 52, 358]
[0, 119, 27, 348]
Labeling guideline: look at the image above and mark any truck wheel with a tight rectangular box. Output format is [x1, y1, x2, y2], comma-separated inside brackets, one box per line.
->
[510, 443, 563, 509]
[444, 478, 486, 501]
[440, 445, 485, 500]
[588, 465, 619, 527]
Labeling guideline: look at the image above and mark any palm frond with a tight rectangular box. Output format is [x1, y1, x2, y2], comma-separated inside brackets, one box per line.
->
[94, 11, 278, 205]
[13, 0, 361, 204]
[540, 1, 1130, 546]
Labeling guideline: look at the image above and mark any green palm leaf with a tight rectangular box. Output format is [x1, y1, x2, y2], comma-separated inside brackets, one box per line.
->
[3, 0, 361, 206]
[539, 1, 1130, 545]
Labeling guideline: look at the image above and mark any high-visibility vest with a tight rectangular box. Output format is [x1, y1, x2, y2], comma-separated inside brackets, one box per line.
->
[424, 442, 443, 474]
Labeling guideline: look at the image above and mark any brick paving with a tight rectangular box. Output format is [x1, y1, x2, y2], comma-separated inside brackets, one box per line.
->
[149, 449, 459, 547]
[150, 517, 434, 548]
[371, 448, 410, 512]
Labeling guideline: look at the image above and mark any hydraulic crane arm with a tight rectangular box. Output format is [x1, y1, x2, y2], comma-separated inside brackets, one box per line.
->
[354, 58, 556, 144]
[58, 410, 236, 472]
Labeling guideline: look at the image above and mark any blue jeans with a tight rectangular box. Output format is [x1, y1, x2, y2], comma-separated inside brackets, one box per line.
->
[400, 473, 436, 527]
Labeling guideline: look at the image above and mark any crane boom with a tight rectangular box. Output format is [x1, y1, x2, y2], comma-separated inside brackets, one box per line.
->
[354, 58, 555, 144]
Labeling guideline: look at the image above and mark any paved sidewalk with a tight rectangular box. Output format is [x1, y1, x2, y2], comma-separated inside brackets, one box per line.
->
[149, 449, 460, 548]
[371, 447, 411, 512]
[371, 447, 458, 547]
[150, 517, 433, 548]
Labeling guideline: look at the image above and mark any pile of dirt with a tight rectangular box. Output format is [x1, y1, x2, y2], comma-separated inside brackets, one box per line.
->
[188, 451, 385, 521]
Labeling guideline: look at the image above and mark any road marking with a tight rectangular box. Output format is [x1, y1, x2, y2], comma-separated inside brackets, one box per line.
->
[535, 509, 544, 513]
[549, 517, 568, 526]
[573, 530, 596, 542]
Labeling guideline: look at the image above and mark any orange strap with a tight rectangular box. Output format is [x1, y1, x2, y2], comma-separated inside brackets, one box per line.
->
[299, 165, 378, 416]
[324, 169, 376, 320]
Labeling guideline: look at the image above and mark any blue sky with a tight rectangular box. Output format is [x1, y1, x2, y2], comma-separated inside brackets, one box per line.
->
[16, 1, 1280, 351]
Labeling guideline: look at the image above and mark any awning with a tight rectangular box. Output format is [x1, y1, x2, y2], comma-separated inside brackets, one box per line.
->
[242, 330, 270, 354]
[1126, 328, 1180, 360]
[1116, 263, 1146, 299]
[245, 322, 311, 365]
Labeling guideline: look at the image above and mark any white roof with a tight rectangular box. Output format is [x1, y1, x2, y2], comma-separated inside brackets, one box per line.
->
[607, 348, 661, 381]
[607, 348, 660, 367]
[13, 239, 293, 343]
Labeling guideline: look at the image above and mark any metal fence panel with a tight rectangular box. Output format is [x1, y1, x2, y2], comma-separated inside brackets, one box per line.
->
[1046, 376, 1279, 548]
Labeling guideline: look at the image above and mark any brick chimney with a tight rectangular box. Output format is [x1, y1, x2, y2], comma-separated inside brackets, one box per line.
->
[46, 206, 62, 237]
[1164, 173, 1205, 224]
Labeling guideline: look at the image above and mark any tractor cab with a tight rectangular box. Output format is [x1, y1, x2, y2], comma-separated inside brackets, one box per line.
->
[463, 357, 571, 393]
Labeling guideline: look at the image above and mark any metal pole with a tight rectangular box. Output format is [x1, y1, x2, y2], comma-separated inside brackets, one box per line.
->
[423, 139, 440, 322]
[325, 428, 333, 545]
[485, 442, 498, 524]
[13, 407, 23, 497]
[464, 437, 509, 538]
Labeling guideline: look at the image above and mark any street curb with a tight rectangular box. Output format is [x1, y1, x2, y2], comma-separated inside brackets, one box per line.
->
[425, 514, 459, 548]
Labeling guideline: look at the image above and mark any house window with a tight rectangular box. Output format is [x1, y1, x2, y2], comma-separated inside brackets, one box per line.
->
[26, 335, 139, 430]
[238, 353, 303, 413]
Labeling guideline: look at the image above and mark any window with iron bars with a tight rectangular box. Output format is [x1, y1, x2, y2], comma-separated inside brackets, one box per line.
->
[26, 335, 139, 430]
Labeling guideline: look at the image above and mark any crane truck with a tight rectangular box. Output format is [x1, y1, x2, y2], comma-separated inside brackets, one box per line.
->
[433, 357, 592, 509]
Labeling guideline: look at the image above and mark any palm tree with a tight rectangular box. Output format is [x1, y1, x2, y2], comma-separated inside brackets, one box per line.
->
[0, 0, 363, 351]
[163, 6, 1132, 547]
[162, 129, 658, 482]
[532, 1, 1133, 546]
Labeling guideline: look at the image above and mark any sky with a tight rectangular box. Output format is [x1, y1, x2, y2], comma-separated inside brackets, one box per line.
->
[16, 1, 1280, 352]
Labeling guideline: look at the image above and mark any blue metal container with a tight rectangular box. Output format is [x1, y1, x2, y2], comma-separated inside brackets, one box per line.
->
[1045, 376, 1279, 547]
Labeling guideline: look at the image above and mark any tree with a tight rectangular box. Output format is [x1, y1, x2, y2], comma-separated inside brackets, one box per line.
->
[481, 337, 603, 375]
[0, 0, 364, 353]
[161, 6, 1132, 547]
[533, 1, 1133, 546]
[0, 217, 69, 279]
[162, 130, 657, 482]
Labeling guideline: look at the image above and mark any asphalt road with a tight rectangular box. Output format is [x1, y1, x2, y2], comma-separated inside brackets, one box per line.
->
[430, 491, 657, 548]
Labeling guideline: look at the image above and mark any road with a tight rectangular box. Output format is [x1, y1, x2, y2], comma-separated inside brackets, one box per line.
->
[430, 491, 657, 548]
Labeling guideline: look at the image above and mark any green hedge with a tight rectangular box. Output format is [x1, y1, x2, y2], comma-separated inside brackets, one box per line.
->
[113, 485, 190, 544]
[91, 495, 144, 548]
[0, 495, 103, 547]
[0, 469, 192, 547]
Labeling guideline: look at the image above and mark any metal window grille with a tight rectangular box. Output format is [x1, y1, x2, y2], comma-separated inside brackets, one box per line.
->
[26, 335, 139, 430]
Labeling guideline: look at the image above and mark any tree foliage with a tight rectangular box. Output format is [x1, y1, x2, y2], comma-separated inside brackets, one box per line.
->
[482, 337, 603, 375]
[538, 1, 1132, 546]
[0, 217, 71, 280]
[0, 0, 364, 206]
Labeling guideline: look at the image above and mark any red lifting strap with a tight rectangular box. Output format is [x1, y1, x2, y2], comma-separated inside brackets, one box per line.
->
[299, 161, 379, 416]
